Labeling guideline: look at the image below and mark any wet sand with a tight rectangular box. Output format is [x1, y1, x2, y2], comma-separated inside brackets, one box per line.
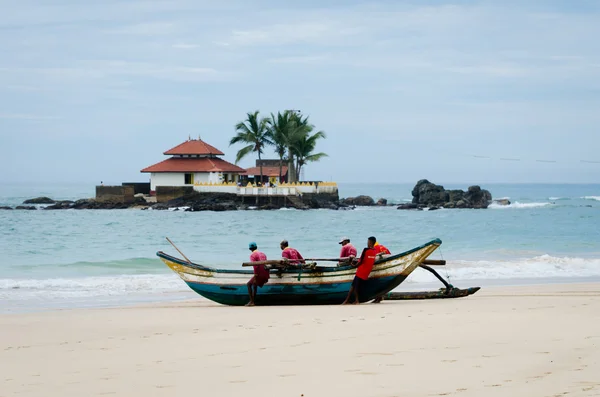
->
[1, 282, 599, 397]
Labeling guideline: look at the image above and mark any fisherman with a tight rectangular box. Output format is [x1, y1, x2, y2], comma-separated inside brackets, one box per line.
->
[342, 236, 378, 305]
[338, 237, 357, 265]
[373, 239, 391, 256]
[370, 237, 391, 303]
[280, 240, 304, 265]
[246, 242, 269, 306]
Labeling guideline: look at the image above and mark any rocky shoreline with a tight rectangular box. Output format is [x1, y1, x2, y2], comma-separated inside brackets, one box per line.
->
[1, 180, 508, 211]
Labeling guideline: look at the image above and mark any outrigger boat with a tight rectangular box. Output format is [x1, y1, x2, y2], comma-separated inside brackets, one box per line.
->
[158, 238, 480, 306]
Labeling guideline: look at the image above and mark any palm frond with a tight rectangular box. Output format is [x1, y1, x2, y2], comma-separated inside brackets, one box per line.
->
[234, 144, 254, 164]
[305, 152, 328, 162]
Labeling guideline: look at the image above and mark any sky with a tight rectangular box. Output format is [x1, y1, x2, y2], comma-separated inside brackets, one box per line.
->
[1, 0, 599, 184]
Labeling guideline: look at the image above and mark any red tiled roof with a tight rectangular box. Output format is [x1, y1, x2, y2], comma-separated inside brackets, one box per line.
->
[163, 139, 225, 156]
[241, 166, 288, 177]
[141, 157, 245, 173]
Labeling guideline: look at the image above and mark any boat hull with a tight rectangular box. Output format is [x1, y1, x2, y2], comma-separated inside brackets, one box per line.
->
[185, 274, 408, 306]
[158, 238, 442, 306]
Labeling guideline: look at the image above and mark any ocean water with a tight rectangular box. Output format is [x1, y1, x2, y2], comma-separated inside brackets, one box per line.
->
[1, 182, 599, 313]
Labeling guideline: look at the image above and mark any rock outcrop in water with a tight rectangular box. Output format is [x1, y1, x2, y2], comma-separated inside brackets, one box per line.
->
[22, 197, 55, 204]
[399, 179, 493, 210]
[340, 195, 375, 206]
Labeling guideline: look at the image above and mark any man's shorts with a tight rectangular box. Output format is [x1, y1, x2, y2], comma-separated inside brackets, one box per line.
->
[352, 276, 365, 289]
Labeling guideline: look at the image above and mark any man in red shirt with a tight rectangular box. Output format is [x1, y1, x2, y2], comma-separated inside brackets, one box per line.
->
[342, 236, 378, 305]
[247, 242, 269, 306]
[339, 237, 357, 265]
[374, 241, 391, 256]
[280, 240, 304, 265]
[371, 238, 391, 303]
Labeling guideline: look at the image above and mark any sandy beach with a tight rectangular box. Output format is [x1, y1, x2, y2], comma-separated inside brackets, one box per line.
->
[1, 283, 599, 397]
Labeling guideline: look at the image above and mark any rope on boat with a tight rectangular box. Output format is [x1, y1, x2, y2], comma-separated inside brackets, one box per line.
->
[438, 246, 453, 289]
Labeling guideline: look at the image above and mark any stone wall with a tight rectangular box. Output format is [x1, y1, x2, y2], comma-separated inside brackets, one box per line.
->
[122, 182, 150, 195]
[156, 186, 195, 203]
[95, 186, 135, 203]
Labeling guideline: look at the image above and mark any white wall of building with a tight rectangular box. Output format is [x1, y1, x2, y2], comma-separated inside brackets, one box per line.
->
[151, 172, 242, 191]
[150, 173, 184, 191]
[194, 185, 238, 193]
[194, 173, 210, 184]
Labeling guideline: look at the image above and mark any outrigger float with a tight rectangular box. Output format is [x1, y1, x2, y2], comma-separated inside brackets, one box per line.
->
[158, 238, 480, 306]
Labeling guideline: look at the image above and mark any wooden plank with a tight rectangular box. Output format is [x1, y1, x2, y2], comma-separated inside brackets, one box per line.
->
[422, 259, 446, 266]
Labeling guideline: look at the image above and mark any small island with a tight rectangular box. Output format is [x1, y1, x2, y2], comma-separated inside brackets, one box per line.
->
[7, 179, 509, 212]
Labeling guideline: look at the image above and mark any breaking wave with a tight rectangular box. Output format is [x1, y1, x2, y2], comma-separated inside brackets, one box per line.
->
[582, 196, 600, 202]
[0, 274, 187, 300]
[489, 201, 552, 209]
[407, 254, 600, 283]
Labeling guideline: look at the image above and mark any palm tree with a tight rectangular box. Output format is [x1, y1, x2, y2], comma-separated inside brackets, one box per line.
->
[266, 112, 289, 183]
[230, 111, 272, 186]
[292, 130, 328, 180]
[267, 111, 304, 183]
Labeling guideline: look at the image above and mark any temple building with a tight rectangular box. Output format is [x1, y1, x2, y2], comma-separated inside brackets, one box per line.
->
[141, 139, 246, 192]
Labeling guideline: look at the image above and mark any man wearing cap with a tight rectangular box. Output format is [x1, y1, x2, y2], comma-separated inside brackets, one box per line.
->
[247, 242, 269, 306]
[280, 240, 304, 265]
[339, 237, 357, 265]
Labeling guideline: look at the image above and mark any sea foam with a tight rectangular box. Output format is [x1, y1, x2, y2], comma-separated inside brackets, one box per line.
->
[488, 201, 551, 209]
[407, 254, 600, 283]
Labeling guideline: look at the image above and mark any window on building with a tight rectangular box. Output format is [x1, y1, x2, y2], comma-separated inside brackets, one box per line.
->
[184, 173, 194, 184]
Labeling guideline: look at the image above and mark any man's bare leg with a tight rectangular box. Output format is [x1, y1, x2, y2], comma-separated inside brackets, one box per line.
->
[352, 286, 360, 305]
[372, 295, 383, 303]
[342, 286, 355, 305]
[246, 280, 255, 306]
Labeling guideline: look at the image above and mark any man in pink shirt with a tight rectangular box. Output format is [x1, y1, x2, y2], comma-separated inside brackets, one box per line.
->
[247, 242, 269, 306]
[280, 240, 304, 265]
[339, 237, 357, 265]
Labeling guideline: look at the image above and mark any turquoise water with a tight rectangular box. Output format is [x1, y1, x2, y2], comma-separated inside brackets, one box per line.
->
[1, 182, 599, 313]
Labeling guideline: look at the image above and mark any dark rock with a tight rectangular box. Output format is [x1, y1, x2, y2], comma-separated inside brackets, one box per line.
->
[258, 204, 279, 210]
[447, 190, 465, 203]
[464, 185, 492, 209]
[411, 180, 493, 209]
[151, 203, 169, 210]
[0, 206, 13, 210]
[23, 197, 55, 204]
[493, 198, 511, 206]
[428, 206, 440, 211]
[340, 195, 375, 206]
[397, 203, 420, 210]
[15, 206, 37, 210]
[44, 200, 75, 210]
[411, 179, 448, 206]
[376, 198, 388, 206]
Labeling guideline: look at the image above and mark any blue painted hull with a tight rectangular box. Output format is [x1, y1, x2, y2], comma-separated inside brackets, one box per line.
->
[185, 274, 407, 306]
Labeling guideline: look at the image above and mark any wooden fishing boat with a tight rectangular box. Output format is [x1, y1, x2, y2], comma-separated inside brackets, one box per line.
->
[157, 238, 443, 306]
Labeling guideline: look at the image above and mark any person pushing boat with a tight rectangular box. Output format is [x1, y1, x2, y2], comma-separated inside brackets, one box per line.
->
[280, 240, 304, 265]
[371, 238, 391, 303]
[342, 236, 378, 305]
[246, 242, 269, 306]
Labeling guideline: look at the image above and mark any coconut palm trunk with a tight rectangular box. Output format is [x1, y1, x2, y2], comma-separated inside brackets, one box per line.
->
[258, 151, 264, 186]
[288, 152, 296, 183]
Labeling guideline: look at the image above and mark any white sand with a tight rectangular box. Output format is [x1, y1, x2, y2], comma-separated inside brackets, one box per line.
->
[2, 283, 600, 397]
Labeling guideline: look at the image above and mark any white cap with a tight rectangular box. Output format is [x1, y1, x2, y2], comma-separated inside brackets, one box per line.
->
[339, 237, 350, 244]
